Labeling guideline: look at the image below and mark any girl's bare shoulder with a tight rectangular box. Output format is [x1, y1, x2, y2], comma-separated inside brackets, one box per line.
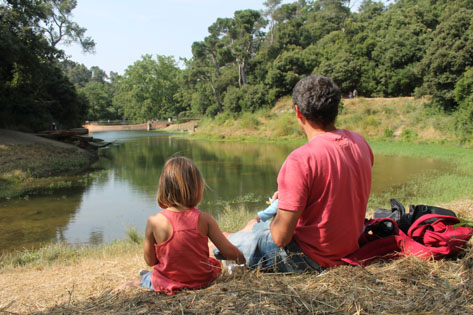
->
[148, 212, 170, 228]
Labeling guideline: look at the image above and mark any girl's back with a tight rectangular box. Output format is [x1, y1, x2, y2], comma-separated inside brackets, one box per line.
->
[151, 208, 221, 293]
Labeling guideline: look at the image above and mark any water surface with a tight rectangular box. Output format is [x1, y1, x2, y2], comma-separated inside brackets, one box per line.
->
[0, 131, 448, 252]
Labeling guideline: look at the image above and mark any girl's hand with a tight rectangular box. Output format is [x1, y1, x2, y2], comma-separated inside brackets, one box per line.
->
[271, 191, 279, 202]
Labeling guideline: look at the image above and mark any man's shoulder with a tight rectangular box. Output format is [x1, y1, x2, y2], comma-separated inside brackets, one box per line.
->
[342, 129, 368, 141]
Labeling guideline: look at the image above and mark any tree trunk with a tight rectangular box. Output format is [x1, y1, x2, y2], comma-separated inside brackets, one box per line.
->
[208, 77, 223, 112]
[241, 60, 247, 86]
[209, 53, 220, 78]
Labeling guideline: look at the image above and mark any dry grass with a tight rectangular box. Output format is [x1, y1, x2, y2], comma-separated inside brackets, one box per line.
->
[1, 200, 472, 314]
[193, 96, 459, 144]
[2, 249, 473, 314]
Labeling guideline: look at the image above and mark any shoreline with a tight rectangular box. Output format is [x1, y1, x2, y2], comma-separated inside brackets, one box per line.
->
[0, 129, 98, 199]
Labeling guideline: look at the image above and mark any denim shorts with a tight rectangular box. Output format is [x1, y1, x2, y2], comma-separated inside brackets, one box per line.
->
[139, 271, 155, 290]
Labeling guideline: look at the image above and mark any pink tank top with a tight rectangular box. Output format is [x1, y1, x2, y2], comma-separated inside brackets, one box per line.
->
[150, 208, 221, 294]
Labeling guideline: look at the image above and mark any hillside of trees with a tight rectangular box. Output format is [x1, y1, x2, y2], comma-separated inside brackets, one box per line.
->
[1, 0, 473, 140]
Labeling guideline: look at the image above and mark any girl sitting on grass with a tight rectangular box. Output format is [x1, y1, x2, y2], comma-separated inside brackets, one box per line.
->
[120, 156, 245, 295]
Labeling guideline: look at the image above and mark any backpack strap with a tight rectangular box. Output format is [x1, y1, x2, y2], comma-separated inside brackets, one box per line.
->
[407, 214, 460, 238]
[403, 214, 473, 258]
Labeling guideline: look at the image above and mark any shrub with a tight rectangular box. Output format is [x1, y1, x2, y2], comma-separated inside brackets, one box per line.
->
[400, 128, 418, 142]
[239, 112, 260, 129]
[214, 112, 235, 126]
[383, 128, 394, 138]
[363, 115, 379, 127]
[240, 84, 269, 112]
[223, 86, 243, 113]
[454, 67, 473, 143]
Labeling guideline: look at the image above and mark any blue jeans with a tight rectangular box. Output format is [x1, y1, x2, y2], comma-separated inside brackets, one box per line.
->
[253, 222, 324, 273]
[215, 221, 324, 273]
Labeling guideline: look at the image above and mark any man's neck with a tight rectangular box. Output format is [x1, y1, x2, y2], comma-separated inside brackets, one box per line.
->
[304, 123, 336, 141]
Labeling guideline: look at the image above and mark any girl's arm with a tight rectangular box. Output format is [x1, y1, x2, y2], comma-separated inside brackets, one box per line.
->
[143, 217, 159, 266]
[203, 213, 246, 264]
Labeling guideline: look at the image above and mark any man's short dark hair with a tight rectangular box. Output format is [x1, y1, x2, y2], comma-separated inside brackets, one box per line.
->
[292, 75, 341, 128]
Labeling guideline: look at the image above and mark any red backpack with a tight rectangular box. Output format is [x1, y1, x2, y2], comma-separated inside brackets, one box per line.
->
[342, 214, 473, 266]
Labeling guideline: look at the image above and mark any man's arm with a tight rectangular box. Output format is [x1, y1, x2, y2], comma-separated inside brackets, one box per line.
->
[270, 208, 302, 247]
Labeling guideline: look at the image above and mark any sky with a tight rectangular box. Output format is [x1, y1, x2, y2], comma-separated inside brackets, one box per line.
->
[61, 0, 367, 75]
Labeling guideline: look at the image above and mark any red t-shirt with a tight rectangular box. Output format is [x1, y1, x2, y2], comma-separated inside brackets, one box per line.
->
[151, 208, 221, 294]
[277, 129, 373, 267]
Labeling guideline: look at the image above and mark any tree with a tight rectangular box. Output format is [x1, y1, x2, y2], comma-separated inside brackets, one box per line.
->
[417, 3, 473, 110]
[263, 0, 283, 45]
[209, 10, 266, 88]
[301, 0, 350, 46]
[190, 35, 231, 113]
[80, 81, 117, 121]
[40, 0, 95, 53]
[60, 60, 91, 87]
[113, 55, 181, 122]
[0, 0, 88, 131]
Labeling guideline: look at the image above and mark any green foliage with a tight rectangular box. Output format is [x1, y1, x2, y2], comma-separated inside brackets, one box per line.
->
[239, 112, 260, 129]
[126, 226, 143, 244]
[269, 112, 303, 138]
[223, 86, 244, 113]
[0, 0, 92, 131]
[172, 0, 473, 123]
[113, 55, 181, 122]
[5, 0, 473, 129]
[454, 67, 473, 143]
[400, 128, 418, 142]
[383, 128, 394, 139]
[362, 115, 379, 128]
[417, 2, 473, 111]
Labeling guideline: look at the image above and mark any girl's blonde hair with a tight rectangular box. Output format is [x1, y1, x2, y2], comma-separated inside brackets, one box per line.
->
[157, 156, 205, 209]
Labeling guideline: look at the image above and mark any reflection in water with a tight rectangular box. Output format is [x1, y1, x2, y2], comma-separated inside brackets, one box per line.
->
[0, 187, 85, 252]
[0, 131, 449, 252]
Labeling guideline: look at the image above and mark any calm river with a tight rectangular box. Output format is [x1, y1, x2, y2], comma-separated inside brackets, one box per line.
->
[0, 131, 447, 252]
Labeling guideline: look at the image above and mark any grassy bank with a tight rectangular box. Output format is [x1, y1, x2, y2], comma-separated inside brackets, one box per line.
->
[0, 143, 95, 199]
[1, 201, 472, 314]
[194, 96, 462, 145]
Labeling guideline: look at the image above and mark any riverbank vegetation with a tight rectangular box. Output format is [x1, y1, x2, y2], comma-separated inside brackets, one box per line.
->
[0, 132, 96, 199]
[2, 0, 473, 144]
[195, 96, 460, 143]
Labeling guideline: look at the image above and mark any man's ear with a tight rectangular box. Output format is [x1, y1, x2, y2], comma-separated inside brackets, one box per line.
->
[294, 105, 303, 119]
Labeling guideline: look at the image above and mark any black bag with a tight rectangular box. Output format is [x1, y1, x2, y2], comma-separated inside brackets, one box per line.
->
[374, 198, 405, 222]
[374, 199, 457, 234]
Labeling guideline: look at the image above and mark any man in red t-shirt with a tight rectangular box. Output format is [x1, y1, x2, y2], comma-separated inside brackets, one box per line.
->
[214, 75, 372, 272]
[269, 74, 373, 269]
